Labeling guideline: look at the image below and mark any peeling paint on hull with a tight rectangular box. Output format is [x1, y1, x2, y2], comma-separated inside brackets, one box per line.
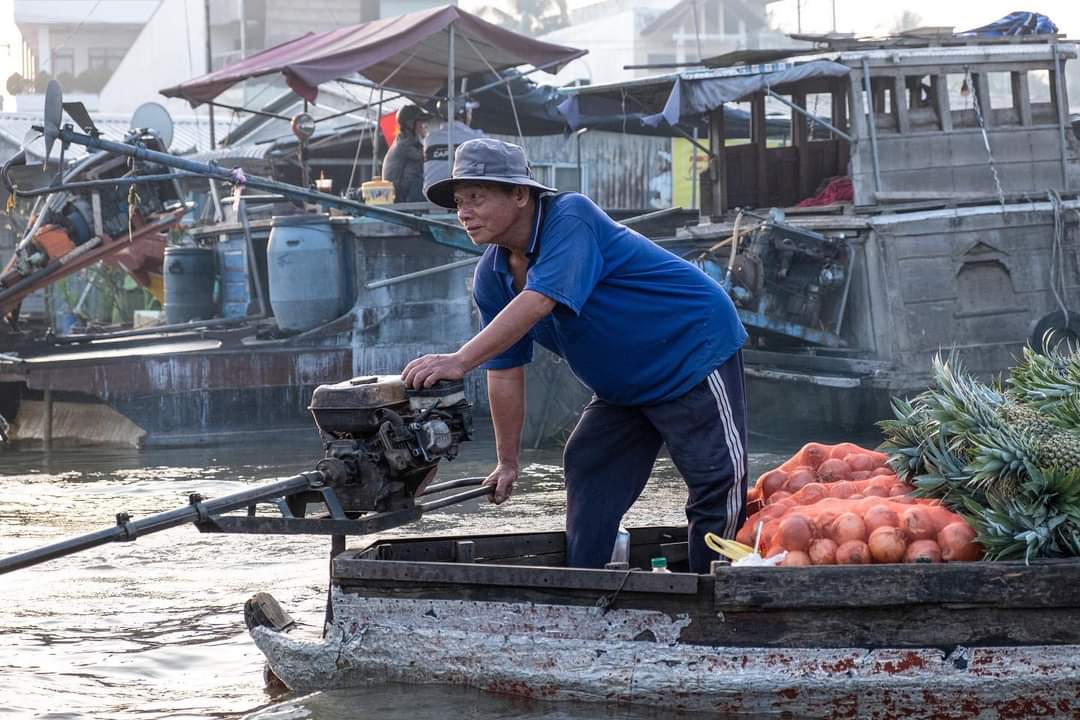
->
[251, 590, 1080, 718]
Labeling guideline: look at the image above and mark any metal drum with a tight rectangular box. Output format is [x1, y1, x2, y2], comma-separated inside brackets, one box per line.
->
[163, 246, 217, 323]
[267, 214, 344, 332]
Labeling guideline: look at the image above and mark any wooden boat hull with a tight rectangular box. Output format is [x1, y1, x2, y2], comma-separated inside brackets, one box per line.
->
[249, 528, 1080, 717]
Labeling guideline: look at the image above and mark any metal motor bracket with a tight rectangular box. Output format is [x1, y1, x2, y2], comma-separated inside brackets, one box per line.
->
[194, 477, 491, 537]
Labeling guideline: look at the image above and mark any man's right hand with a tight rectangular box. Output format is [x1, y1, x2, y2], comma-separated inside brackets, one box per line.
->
[484, 462, 517, 504]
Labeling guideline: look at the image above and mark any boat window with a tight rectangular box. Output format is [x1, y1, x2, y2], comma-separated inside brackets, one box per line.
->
[870, 77, 899, 133]
[904, 74, 941, 131]
[985, 71, 1020, 126]
[946, 74, 978, 129]
[1028, 69, 1057, 125]
[726, 101, 754, 146]
[805, 93, 837, 140]
[766, 95, 794, 147]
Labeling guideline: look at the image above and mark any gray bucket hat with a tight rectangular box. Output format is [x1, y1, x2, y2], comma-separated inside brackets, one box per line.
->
[424, 137, 557, 209]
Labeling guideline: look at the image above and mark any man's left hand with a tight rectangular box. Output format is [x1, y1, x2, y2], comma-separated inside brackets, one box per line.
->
[402, 352, 467, 388]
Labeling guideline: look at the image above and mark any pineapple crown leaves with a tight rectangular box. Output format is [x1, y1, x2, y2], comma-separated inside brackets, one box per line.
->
[924, 356, 1007, 435]
[915, 433, 982, 506]
[961, 494, 1070, 562]
[878, 396, 935, 481]
[1038, 393, 1080, 429]
[1020, 465, 1080, 518]
[1007, 346, 1080, 425]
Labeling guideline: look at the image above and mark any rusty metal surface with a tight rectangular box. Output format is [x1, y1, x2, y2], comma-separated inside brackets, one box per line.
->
[252, 590, 1080, 718]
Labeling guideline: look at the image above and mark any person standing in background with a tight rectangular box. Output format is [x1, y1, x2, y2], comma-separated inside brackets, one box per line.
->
[423, 98, 485, 191]
[381, 105, 433, 203]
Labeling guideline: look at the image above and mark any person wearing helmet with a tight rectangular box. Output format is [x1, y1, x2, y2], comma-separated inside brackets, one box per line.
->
[381, 104, 433, 203]
[422, 98, 485, 191]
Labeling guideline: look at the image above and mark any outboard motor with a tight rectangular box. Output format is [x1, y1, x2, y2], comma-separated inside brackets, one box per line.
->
[305, 376, 473, 514]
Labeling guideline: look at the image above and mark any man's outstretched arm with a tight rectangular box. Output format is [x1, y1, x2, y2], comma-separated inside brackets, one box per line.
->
[402, 289, 555, 388]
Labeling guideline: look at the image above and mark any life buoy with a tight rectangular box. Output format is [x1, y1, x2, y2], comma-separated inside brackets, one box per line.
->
[1029, 310, 1080, 354]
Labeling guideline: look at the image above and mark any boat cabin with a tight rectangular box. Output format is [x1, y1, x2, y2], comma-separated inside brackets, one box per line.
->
[563, 33, 1079, 215]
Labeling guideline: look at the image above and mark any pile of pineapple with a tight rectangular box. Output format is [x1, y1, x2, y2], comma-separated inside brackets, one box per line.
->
[880, 345, 1080, 562]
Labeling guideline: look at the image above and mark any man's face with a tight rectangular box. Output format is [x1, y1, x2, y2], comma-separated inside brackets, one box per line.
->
[413, 120, 429, 139]
[453, 182, 529, 247]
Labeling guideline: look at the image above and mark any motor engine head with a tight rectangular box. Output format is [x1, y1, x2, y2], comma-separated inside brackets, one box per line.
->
[726, 218, 847, 330]
[305, 375, 473, 514]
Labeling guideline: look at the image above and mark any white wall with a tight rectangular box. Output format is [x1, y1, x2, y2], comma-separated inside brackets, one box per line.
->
[98, 0, 206, 115]
[541, 10, 641, 86]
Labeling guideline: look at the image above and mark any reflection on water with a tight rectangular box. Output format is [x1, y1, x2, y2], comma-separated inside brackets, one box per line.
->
[0, 425, 874, 719]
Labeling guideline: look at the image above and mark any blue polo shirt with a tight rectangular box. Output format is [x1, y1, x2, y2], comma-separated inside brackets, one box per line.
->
[473, 192, 746, 406]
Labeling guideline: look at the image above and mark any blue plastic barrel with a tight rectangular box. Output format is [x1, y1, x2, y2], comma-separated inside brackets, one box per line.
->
[267, 214, 344, 332]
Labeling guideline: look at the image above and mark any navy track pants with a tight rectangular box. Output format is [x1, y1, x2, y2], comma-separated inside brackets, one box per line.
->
[563, 350, 747, 573]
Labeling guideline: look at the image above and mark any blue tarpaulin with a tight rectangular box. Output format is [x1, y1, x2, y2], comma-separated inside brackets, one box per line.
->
[959, 12, 1058, 37]
[558, 61, 849, 136]
[640, 60, 850, 128]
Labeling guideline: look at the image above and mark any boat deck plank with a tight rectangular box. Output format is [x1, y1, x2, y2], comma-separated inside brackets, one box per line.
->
[714, 560, 1079, 608]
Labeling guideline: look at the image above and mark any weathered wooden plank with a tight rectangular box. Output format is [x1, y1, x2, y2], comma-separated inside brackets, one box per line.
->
[751, 93, 768, 207]
[714, 561, 1080, 609]
[932, 74, 952, 131]
[371, 530, 567, 563]
[334, 558, 700, 594]
[893, 75, 911, 134]
[700, 605, 1080, 648]
[793, 91, 811, 199]
[335, 579, 1080, 648]
[709, 106, 727, 214]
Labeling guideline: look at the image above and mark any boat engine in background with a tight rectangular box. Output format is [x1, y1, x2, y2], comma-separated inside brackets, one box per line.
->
[303, 376, 473, 515]
[0, 128, 182, 299]
[702, 211, 850, 344]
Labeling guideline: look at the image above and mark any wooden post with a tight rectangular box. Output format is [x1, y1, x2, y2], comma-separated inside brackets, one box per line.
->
[324, 534, 347, 627]
[751, 92, 768, 207]
[933, 75, 952, 132]
[893, 75, 910, 134]
[1012, 71, 1032, 127]
[831, 82, 848, 170]
[708, 106, 727, 215]
[793, 91, 811, 199]
[43, 388, 53, 450]
[974, 73, 992, 129]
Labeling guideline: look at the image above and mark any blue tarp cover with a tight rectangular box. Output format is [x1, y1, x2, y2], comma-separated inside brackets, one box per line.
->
[642, 60, 851, 128]
[960, 12, 1058, 37]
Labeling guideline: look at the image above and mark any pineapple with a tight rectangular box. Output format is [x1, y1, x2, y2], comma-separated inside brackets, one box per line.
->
[878, 353, 1080, 561]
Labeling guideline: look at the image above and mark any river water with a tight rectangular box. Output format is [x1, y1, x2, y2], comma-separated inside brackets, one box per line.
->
[0, 424, 866, 719]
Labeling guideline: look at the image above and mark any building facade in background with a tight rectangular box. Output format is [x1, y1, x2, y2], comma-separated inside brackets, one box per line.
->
[12, 0, 158, 110]
[541, 0, 790, 86]
[11, 0, 452, 114]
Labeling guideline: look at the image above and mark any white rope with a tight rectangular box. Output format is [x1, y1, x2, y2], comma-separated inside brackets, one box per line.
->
[967, 69, 1006, 210]
[1049, 189, 1070, 327]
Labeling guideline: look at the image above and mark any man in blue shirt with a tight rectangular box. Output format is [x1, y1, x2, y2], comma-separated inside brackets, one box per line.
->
[403, 138, 748, 573]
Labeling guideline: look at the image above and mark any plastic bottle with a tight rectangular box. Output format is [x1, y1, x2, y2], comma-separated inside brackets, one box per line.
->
[651, 557, 671, 573]
[609, 525, 630, 565]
